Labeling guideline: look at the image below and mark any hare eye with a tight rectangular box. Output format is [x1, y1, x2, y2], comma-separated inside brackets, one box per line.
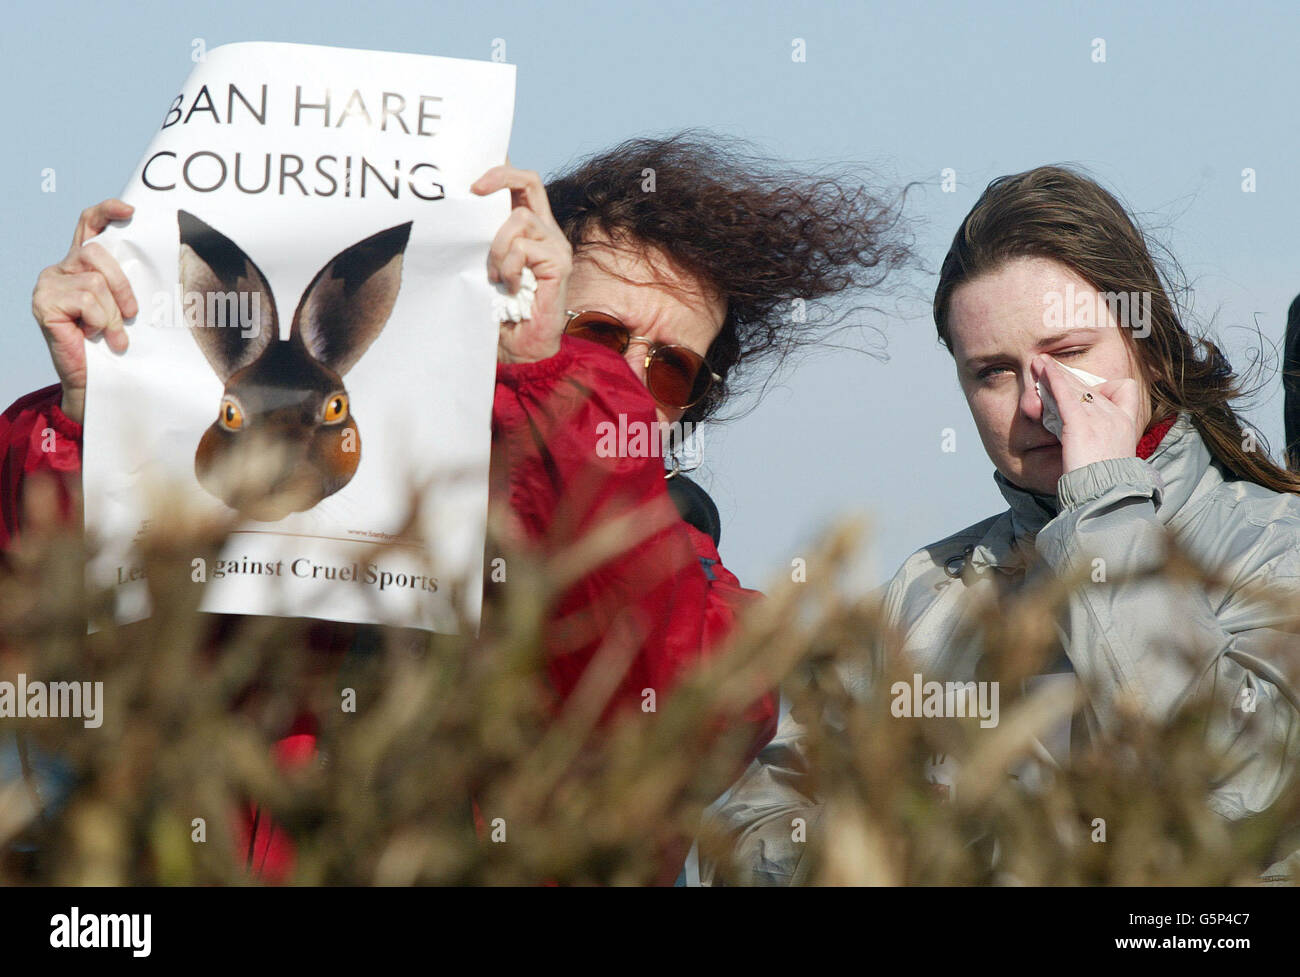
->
[219, 398, 243, 431]
[323, 393, 349, 424]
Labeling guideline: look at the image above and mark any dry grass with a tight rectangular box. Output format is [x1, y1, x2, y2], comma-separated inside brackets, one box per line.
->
[1, 480, 1297, 885]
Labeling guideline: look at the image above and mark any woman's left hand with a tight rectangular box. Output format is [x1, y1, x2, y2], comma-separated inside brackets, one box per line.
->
[1032, 354, 1143, 473]
[471, 162, 572, 365]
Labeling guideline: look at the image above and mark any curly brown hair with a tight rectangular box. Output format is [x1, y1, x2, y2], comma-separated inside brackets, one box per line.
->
[545, 131, 913, 423]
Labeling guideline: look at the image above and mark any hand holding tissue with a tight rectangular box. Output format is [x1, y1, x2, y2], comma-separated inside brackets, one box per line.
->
[1037, 362, 1107, 438]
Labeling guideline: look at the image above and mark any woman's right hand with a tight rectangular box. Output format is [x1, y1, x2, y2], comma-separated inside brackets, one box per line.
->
[31, 199, 138, 424]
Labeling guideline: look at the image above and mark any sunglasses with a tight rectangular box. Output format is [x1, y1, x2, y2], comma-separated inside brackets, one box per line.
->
[564, 310, 721, 410]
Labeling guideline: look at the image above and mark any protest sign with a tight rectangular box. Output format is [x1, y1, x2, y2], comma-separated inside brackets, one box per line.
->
[80, 41, 515, 632]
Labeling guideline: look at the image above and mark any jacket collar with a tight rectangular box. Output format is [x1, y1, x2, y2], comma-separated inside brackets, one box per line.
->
[971, 413, 1209, 570]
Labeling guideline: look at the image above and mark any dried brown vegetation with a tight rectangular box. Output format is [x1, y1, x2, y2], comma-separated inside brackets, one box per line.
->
[1, 483, 1296, 885]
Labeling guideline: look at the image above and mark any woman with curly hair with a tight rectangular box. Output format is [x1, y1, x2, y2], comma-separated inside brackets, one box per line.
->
[478, 134, 909, 739]
[2, 132, 911, 880]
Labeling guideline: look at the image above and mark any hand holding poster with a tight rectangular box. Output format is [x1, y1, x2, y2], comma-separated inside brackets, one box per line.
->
[80, 42, 516, 632]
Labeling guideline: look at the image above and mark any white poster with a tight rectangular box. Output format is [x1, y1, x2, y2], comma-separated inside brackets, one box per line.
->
[81, 41, 515, 632]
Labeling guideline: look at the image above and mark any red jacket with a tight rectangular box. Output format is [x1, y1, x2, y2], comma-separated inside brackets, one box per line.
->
[0, 335, 777, 879]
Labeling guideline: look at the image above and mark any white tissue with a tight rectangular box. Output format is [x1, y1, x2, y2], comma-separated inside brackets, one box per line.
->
[491, 266, 538, 323]
[1037, 362, 1107, 438]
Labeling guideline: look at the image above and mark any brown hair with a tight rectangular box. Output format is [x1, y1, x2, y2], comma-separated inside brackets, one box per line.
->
[546, 131, 913, 423]
[933, 165, 1300, 494]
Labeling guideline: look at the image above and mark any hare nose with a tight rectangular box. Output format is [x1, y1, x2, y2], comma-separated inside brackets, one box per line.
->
[243, 414, 314, 455]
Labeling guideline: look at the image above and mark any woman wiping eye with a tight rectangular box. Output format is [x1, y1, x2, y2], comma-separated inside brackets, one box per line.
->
[976, 348, 1089, 383]
[707, 164, 1300, 887]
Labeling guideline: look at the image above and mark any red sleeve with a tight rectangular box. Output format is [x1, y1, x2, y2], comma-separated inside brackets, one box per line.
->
[0, 383, 83, 554]
[492, 335, 777, 764]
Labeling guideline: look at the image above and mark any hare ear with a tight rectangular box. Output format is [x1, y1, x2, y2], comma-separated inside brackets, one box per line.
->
[291, 221, 413, 376]
[178, 210, 278, 382]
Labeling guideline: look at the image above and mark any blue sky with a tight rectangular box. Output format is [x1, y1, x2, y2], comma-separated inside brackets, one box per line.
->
[4, 0, 1298, 590]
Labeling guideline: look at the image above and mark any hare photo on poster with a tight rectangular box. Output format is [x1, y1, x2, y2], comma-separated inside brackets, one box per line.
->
[1037, 362, 1107, 438]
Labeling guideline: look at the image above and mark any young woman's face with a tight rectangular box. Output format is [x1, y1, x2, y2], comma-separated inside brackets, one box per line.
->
[946, 256, 1153, 495]
[566, 241, 725, 425]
